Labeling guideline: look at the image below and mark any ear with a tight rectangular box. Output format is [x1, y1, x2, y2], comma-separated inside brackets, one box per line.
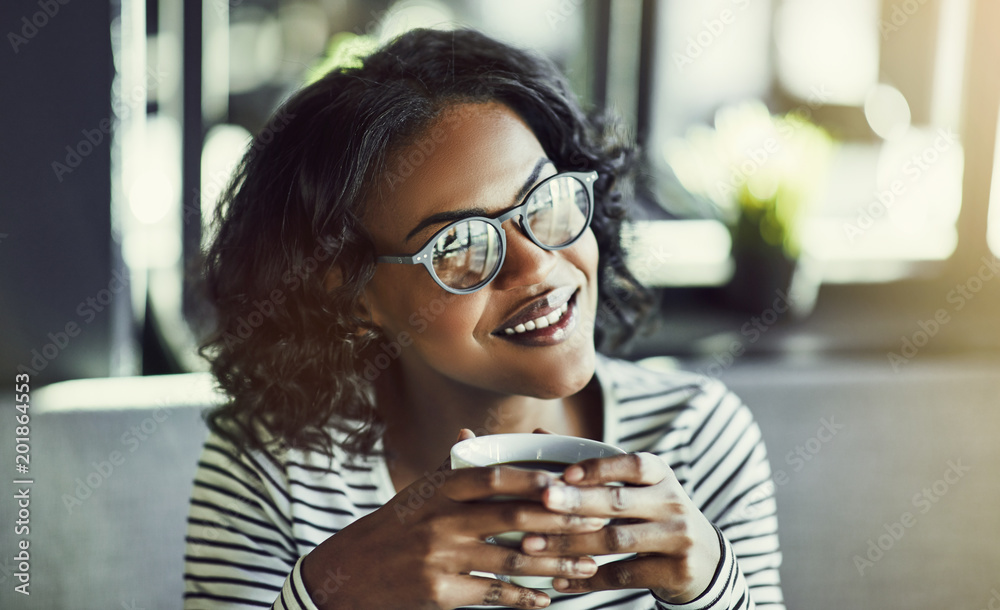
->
[323, 265, 345, 293]
[324, 264, 378, 327]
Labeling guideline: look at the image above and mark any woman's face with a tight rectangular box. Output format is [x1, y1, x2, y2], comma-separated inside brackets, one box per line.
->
[361, 102, 599, 400]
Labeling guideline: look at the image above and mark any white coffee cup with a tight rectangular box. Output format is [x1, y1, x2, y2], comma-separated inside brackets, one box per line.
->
[451, 433, 632, 591]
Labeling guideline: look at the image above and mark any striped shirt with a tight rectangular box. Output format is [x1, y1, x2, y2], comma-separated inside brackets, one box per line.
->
[184, 355, 784, 609]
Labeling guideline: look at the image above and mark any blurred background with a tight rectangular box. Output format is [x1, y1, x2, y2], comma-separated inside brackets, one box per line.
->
[4, 0, 1000, 379]
[1, 0, 999, 608]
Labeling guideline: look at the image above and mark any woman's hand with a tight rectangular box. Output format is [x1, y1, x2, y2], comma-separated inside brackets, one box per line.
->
[300, 430, 608, 610]
[519, 449, 722, 603]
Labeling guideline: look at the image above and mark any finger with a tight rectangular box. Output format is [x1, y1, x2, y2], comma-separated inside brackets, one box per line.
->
[450, 575, 551, 609]
[438, 453, 456, 474]
[458, 501, 611, 537]
[542, 483, 677, 521]
[441, 429, 478, 474]
[551, 555, 687, 594]
[472, 543, 598, 580]
[562, 452, 670, 486]
[521, 520, 690, 557]
[445, 465, 563, 502]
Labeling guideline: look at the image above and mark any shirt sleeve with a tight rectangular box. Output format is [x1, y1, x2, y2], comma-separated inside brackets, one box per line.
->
[650, 378, 785, 610]
[183, 433, 321, 609]
[272, 556, 323, 610]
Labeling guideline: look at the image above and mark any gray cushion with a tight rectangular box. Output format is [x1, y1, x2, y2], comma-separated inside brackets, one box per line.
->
[0, 380, 211, 609]
[720, 355, 1000, 609]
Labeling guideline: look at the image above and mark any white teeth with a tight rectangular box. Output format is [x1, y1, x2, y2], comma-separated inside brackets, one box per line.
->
[501, 299, 572, 335]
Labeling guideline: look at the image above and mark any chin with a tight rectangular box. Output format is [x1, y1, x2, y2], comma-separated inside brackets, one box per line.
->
[522, 344, 597, 399]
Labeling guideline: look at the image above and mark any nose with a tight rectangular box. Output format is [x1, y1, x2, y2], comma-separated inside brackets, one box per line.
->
[490, 219, 556, 291]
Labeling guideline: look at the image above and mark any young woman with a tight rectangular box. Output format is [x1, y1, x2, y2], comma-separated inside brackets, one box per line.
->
[184, 28, 784, 610]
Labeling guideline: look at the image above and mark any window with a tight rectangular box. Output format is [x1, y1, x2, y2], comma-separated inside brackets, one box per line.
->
[644, 0, 975, 286]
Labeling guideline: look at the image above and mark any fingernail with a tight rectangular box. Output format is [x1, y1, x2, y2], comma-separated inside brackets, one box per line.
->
[547, 486, 566, 508]
[536, 472, 559, 488]
[583, 517, 609, 529]
[533, 594, 550, 608]
[564, 466, 584, 483]
[552, 578, 570, 590]
[523, 535, 546, 552]
[578, 560, 598, 576]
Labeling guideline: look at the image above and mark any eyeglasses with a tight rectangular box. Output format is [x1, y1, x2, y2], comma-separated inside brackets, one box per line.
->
[376, 171, 597, 294]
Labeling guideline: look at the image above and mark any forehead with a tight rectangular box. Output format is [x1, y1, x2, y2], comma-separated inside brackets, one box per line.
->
[366, 102, 549, 250]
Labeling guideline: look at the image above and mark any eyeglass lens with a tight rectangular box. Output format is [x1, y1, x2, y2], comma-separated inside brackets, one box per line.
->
[429, 175, 590, 291]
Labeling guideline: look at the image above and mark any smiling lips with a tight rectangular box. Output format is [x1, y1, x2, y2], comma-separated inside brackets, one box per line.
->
[502, 301, 570, 335]
[493, 287, 579, 346]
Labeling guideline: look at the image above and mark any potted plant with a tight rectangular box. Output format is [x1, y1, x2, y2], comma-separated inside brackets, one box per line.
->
[665, 101, 834, 312]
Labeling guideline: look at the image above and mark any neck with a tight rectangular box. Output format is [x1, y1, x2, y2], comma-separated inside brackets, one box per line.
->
[376, 357, 600, 485]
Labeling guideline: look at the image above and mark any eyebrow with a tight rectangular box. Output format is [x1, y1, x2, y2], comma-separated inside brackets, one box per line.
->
[404, 158, 554, 243]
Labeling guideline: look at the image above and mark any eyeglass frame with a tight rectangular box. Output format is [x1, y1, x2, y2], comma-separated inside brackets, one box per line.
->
[375, 170, 598, 294]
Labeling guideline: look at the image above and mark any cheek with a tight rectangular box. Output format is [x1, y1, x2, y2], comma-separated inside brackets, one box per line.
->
[570, 228, 600, 297]
[372, 276, 482, 348]
[368, 267, 431, 333]
[571, 230, 601, 330]
[403, 291, 470, 337]
[394, 292, 495, 377]
[577, 229, 599, 276]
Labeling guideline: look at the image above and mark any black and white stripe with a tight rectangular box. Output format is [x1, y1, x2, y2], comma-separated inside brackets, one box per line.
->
[184, 356, 784, 609]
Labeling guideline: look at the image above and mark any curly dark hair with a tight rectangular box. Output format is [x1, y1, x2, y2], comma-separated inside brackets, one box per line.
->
[199, 28, 654, 458]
